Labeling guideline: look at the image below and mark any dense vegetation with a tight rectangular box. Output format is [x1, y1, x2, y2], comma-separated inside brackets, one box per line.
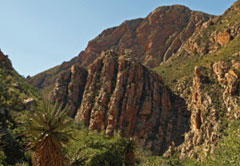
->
[0, 66, 41, 165]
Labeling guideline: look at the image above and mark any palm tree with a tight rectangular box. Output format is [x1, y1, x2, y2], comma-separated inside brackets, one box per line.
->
[26, 101, 73, 166]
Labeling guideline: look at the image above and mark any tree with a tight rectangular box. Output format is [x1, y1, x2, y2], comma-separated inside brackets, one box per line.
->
[26, 101, 73, 166]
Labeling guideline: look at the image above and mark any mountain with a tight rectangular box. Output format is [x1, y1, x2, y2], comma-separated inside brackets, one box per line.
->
[49, 50, 190, 155]
[176, 0, 240, 56]
[154, 0, 240, 162]
[46, 0, 240, 163]
[10, 0, 240, 164]
[27, 5, 212, 94]
[0, 50, 40, 165]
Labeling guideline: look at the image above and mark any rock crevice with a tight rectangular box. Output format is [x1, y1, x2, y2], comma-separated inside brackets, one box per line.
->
[50, 51, 190, 155]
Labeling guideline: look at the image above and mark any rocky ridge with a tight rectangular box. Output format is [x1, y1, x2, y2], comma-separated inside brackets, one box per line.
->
[154, 1, 240, 158]
[50, 65, 88, 118]
[26, 0, 240, 162]
[171, 57, 240, 159]
[50, 50, 190, 155]
[175, 0, 240, 57]
[27, 5, 212, 92]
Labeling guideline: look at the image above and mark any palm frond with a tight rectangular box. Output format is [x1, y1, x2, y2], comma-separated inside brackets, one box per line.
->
[25, 100, 73, 166]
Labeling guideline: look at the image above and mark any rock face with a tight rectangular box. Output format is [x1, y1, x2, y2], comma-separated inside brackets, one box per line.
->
[0, 49, 12, 70]
[160, 1, 240, 157]
[28, 5, 211, 91]
[177, 0, 240, 56]
[179, 66, 221, 159]
[50, 51, 190, 154]
[27, 0, 240, 160]
[50, 65, 88, 118]
[215, 31, 231, 47]
[178, 58, 240, 159]
[212, 60, 240, 118]
[75, 5, 210, 68]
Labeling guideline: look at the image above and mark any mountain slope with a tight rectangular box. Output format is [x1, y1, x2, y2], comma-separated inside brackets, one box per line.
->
[25, 0, 240, 164]
[155, 0, 240, 89]
[27, 5, 212, 94]
[154, 0, 240, 161]
[177, 0, 240, 56]
[49, 50, 190, 155]
[0, 50, 40, 165]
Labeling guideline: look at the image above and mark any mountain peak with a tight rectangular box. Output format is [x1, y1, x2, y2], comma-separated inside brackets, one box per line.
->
[28, 5, 212, 91]
[150, 4, 190, 15]
[0, 49, 12, 70]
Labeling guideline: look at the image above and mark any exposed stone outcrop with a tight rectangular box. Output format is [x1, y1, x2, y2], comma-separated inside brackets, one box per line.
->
[23, 98, 36, 110]
[50, 65, 88, 118]
[28, 5, 212, 91]
[178, 58, 240, 159]
[213, 60, 240, 96]
[176, 0, 240, 56]
[179, 66, 221, 159]
[213, 60, 240, 118]
[215, 31, 231, 47]
[173, 3, 240, 155]
[27, 0, 240, 160]
[75, 5, 210, 68]
[50, 51, 190, 155]
[0, 49, 12, 70]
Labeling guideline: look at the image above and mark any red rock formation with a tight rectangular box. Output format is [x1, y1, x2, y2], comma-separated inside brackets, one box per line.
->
[179, 66, 221, 159]
[213, 60, 240, 95]
[50, 65, 88, 118]
[74, 5, 210, 68]
[178, 58, 240, 159]
[50, 51, 190, 154]
[177, 0, 240, 56]
[215, 32, 231, 46]
[28, 5, 211, 90]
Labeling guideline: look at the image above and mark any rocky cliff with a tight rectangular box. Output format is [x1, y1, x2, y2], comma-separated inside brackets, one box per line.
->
[27, 5, 212, 92]
[50, 50, 190, 155]
[169, 57, 240, 159]
[153, 0, 240, 160]
[176, 0, 240, 56]
[50, 65, 88, 118]
[27, 0, 240, 162]
[76, 5, 211, 68]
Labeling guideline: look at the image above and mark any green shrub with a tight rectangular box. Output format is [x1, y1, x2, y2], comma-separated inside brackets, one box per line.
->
[66, 122, 136, 166]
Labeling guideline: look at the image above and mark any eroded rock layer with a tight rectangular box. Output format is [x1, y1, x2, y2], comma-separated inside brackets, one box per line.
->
[176, 0, 240, 56]
[50, 51, 190, 154]
[174, 58, 240, 159]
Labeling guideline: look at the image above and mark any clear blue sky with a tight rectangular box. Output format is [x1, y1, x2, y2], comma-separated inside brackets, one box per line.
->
[0, 0, 236, 76]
